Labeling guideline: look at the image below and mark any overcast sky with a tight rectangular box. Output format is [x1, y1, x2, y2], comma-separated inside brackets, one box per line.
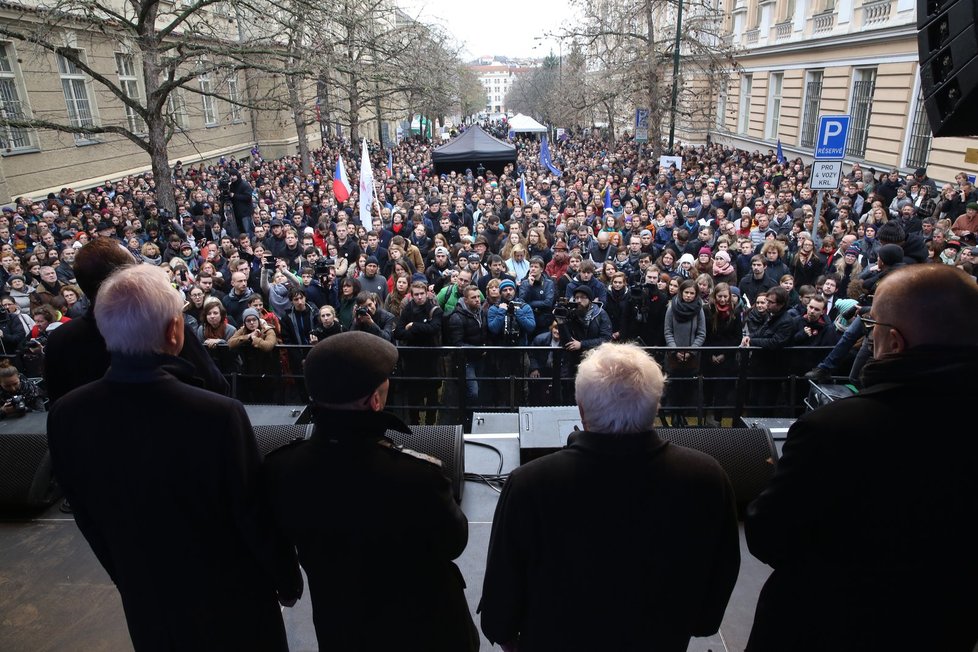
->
[400, 0, 571, 59]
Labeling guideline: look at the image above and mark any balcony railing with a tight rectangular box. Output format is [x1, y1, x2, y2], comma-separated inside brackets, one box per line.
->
[775, 20, 793, 40]
[813, 11, 835, 33]
[722, 33, 735, 47]
[746, 28, 760, 44]
[862, 0, 892, 25]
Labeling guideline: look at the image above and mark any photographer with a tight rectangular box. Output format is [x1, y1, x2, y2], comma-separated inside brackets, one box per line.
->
[517, 257, 555, 336]
[350, 291, 396, 342]
[0, 359, 45, 419]
[627, 267, 669, 346]
[228, 170, 255, 238]
[487, 280, 534, 407]
[488, 280, 535, 347]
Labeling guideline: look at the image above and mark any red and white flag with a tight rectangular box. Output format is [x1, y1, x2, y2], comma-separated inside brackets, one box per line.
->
[333, 155, 351, 203]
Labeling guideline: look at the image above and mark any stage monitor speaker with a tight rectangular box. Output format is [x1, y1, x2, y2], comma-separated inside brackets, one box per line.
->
[251, 422, 465, 504]
[244, 404, 306, 427]
[917, 0, 978, 137]
[0, 412, 61, 512]
[386, 425, 464, 504]
[658, 427, 777, 516]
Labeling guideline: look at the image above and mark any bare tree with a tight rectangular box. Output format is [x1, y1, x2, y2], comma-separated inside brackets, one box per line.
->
[557, 0, 736, 152]
[0, 0, 311, 212]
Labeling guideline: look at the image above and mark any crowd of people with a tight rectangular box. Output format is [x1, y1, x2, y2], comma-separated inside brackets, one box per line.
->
[2, 124, 977, 419]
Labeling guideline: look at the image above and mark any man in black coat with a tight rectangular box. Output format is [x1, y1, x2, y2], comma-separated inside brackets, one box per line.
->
[393, 280, 444, 425]
[746, 264, 978, 652]
[44, 238, 228, 404]
[261, 331, 478, 651]
[47, 264, 301, 652]
[228, 170, 255, 237]
[480, 341, 740, 651]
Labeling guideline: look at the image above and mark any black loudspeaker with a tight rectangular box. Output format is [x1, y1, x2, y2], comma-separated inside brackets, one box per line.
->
[917, 0, 978, 137]
[386, 425, 464, 503]
[253, 424, 315, 458]
[0, 412, 61, 512]
[250, 421, 465, 503]
[658, 427, 777, 515]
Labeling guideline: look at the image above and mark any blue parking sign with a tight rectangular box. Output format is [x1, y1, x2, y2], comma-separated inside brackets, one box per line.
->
[815, 115, 850, 159]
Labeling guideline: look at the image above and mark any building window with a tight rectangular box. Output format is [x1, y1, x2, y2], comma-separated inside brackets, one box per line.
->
[847, 67, 876, 158]
[115, 53, 145, 133]
[766, 72, 783, 139]
[905, 89, 932, 170]
[199, 72, 217, 126]
[57, 50, 98, 143]
[226, 72, 241, 122]
[799, 70, 823, 148]
[738, 73, 752, 134]
[166, 91, 188, 130]
[0, 43, 32, 152]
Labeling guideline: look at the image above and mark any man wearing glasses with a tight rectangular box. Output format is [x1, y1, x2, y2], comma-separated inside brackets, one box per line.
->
[745, 264, 978, 652]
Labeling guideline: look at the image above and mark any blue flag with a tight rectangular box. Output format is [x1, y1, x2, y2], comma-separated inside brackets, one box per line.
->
[540, 136, 562, 177]
[604, 183, 612, 211]
[519, 175, 527, 204]
[776, 139, 787, 165]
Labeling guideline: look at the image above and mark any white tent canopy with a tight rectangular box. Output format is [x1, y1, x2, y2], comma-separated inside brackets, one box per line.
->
[508, 113, 548, 133]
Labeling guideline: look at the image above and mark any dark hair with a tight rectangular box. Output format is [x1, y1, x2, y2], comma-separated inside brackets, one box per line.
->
[74, 239, 134, 305]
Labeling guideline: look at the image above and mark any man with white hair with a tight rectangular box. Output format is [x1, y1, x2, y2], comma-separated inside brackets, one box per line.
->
[480, 342, 740, 651]
[47, 264, 302, 651]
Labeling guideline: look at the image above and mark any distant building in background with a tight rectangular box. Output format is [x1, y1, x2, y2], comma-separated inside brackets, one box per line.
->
[705, 0, 977, 183]
[469, 59, 534, 114]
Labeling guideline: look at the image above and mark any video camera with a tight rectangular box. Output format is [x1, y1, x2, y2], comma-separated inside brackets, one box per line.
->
[315, 258, 335, 285]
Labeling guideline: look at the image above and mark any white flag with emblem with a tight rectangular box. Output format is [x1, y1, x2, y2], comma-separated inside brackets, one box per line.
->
[358, 138, 374, 227]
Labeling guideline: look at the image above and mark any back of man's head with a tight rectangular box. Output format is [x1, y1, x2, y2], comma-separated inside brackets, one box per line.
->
[575, 342, 665, 434]
[74, 238, 135, 304]
[875, 265, 978, 349]
[95, 265, 182, 355]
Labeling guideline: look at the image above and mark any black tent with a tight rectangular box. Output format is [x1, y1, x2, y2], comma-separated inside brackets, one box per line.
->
[431, 125, 516, 175]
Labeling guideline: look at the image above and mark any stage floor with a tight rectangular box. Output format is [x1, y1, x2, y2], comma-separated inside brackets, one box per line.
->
[0, 434, 773, 652]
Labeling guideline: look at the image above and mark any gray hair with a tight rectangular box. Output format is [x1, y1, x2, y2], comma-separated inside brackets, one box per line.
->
[575, 342, 665, 434]
[95, 264, 183, 355]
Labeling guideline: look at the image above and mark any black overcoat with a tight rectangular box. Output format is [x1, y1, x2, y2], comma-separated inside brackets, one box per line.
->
[47, 354, 301, 651]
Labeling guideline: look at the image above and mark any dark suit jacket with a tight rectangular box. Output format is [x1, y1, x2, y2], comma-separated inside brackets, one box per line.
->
[44, 311, 228, 404]
[261, 408, 478, 651]
[47, 354, 301, 651]
[479, 429, 740, 652]
[745, 347, 978, 652]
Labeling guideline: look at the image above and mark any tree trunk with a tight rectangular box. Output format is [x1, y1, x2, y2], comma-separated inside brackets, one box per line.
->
[146, 112, 176, 216]
[139, 37, 176, 215]
[288, 72, 311, 175]
[347, 69, 361, 142]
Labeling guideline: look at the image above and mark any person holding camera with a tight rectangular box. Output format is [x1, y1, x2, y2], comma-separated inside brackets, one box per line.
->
[228, 307, 278, 402]
[350, 291, 396, 342]
[518, 257, 556, 336]
[228, 170, 255, 238]
[0, 359, 44, 418]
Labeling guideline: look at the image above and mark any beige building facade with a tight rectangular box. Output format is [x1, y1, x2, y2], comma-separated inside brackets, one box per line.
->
[709, 0, 977, 185]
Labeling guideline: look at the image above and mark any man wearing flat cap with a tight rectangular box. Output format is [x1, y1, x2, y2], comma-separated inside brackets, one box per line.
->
[261, 331, 478, 651]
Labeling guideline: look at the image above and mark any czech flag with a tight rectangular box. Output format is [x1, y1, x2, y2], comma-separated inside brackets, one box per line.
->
[604, 182, 612, 211]
[519, 175, 527, 204]
[333, 155, 351, 203]
[386, 149, 394, 178]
